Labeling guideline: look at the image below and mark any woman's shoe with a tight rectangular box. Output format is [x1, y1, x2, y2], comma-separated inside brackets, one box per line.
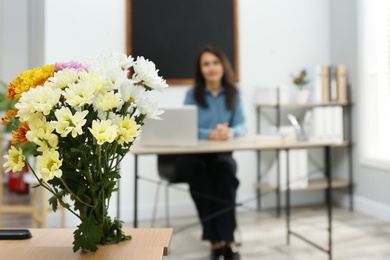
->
[223, 246, 240, 260]
[210, 248, 225, 260]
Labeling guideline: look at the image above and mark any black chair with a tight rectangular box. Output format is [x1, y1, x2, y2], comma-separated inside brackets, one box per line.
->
[151, 154, 181, 227]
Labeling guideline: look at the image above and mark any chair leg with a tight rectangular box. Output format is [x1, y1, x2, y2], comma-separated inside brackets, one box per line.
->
[151, 180, 163, 227]
[235, 224, 243, 247]
[165, 184, 170, 227]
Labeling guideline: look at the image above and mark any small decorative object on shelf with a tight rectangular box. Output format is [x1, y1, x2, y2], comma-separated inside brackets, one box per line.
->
[1, 52, 168, 252]
[287, 113, 308, 141]
[291, 69, 310, 104]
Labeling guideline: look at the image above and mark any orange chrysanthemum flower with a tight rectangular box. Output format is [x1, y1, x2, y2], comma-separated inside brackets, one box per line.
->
[11, 121, 30, 146]
[6, 64, 55, 100]
[1, 108, 18, 125]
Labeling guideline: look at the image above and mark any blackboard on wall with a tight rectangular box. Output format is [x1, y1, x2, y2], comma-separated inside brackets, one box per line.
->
[126, 0, 238, 85]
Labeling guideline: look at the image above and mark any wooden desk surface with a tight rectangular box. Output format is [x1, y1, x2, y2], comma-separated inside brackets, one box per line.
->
[0, 228, 172, 260]
[131, 135, 349, 155]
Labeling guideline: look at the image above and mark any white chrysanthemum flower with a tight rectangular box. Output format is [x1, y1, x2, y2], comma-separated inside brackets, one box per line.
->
[136, 98, 164, 119]
[120, 84, 146, 104]
[26, 113, 58, 151]
[85, 53, 134, 87]
[45, 68, 80, 89]
[94, 91, 123, 111]
[63, 79, 96, 107]
[16, 86, 62, 121]
[53, 107, 89, 138]
[88, 119, 118, 145]
[37, 149, 63, 180]
[3, 146, 26, 173]
[86, 52, 134, 72]
[78, 71, 113, 93]
[132, 56, 168, 91]
[96, 110, 118, 121]
[116, 115, 141, 145]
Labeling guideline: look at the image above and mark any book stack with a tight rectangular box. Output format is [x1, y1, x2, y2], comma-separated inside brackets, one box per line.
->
[312, 64, 348, 104]
[309, 106, 344, 143]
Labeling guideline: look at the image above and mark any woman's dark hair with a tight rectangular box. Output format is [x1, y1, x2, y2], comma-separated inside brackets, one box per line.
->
[194, 45, 237, 109]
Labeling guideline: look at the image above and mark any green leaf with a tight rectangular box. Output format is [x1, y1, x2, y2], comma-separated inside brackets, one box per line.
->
[105, 171, 121, 179]
[73, 218, 103, 252]
[48, 195, 59, 212]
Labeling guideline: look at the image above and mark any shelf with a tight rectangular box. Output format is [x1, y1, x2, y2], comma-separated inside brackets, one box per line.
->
[256, 178, 352, 192]
[255, 101, 350, 109]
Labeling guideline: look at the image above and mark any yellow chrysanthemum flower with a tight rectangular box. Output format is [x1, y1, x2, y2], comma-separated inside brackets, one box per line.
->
[7, 64, 55, 100]
[94, 91, 123, 111]
[3, 146, 26, 173]
[53, 107, 89, 138]
[25, 113, 58, 152]
[37, 149, 62, 180]
[116, 115, 141, 145]
[88, 119, 118, 145]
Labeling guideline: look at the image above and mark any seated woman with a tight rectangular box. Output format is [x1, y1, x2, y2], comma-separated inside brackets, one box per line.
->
[175, 46, 246, 260]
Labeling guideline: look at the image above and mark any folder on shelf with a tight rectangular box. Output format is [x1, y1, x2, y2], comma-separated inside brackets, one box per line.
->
[310, 65, 324, 103]
[321, 65, 330, 103]
[336, 64, 348, 103]
[309, 106, 344, 142]
[330, 66, 338, 102]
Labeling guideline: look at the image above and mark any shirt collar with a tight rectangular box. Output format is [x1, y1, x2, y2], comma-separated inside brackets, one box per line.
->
[204, 86, 225, 96]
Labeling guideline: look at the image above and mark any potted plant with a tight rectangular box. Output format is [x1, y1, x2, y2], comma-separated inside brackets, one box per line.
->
[291, 69, 310, 104]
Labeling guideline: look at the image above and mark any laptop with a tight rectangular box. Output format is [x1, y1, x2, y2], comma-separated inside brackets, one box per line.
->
[140, 106, 198, 146]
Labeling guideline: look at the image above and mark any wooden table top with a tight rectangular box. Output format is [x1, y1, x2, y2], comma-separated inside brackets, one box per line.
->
[0, 228, 173, 260]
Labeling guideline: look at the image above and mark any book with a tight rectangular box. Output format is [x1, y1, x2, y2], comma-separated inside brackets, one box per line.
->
[321, 65, 330, 103]
[310, 65, 324, 103]
[336, 64, 348, 103]
[330, 66, 338, 101]
[308, 106, 344, 142]
[332, 106, 344, 143]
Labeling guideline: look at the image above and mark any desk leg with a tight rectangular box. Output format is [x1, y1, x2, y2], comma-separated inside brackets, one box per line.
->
[348, 145, 354, 211]
[134, 155, 138, 228]
[325, 146, 333, 260]
[286, 149, 291, 245]
[256, 150, 261, 211]
[277, 150, 281, 217]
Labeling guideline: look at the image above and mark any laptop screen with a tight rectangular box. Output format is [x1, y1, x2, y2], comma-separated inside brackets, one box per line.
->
[140, 106, 198, 147]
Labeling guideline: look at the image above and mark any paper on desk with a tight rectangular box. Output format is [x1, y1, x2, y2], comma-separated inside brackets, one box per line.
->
[256, 134, 289, 144]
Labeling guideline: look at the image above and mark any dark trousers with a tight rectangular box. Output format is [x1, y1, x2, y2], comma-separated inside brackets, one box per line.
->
[175, 152, 239, 242]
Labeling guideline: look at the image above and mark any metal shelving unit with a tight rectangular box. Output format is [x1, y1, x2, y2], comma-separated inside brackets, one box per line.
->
[255, 88, 354, 260]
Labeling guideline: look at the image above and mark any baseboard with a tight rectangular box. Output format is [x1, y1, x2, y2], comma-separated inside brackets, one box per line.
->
[48, 190, 327, 227]
[334, 192, 390, 222]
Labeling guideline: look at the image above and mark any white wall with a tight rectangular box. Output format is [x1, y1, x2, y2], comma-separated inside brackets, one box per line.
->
[329, 0, 390, 222]
[0, 0, 29, 83]
[8, 0, 385, 227]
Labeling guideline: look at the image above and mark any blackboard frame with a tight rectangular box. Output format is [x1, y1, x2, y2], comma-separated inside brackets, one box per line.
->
[126, 0, 239, 85]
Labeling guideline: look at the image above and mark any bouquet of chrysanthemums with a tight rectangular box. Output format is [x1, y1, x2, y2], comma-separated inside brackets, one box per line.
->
[2, 52, 168, 252]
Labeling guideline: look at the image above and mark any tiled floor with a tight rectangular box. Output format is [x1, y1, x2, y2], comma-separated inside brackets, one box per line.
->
[2, 186, 390, 259]
[151, 206, 390, 260]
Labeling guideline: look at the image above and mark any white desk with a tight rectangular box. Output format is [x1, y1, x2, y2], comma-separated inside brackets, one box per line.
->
[126, 135, 351, 260]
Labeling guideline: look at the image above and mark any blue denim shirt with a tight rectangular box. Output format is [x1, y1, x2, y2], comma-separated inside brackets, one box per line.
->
[184, 87, 247, 139]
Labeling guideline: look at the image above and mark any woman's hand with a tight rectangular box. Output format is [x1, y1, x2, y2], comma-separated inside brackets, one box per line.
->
[209, 123, 233, 141]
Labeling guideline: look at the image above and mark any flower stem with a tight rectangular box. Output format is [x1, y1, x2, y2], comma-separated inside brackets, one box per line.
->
[26, 162, 80, 219]
[59, 177, 94, 208]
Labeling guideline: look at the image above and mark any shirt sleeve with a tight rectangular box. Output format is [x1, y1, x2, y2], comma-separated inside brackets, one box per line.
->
[230, 92, 247, 137]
